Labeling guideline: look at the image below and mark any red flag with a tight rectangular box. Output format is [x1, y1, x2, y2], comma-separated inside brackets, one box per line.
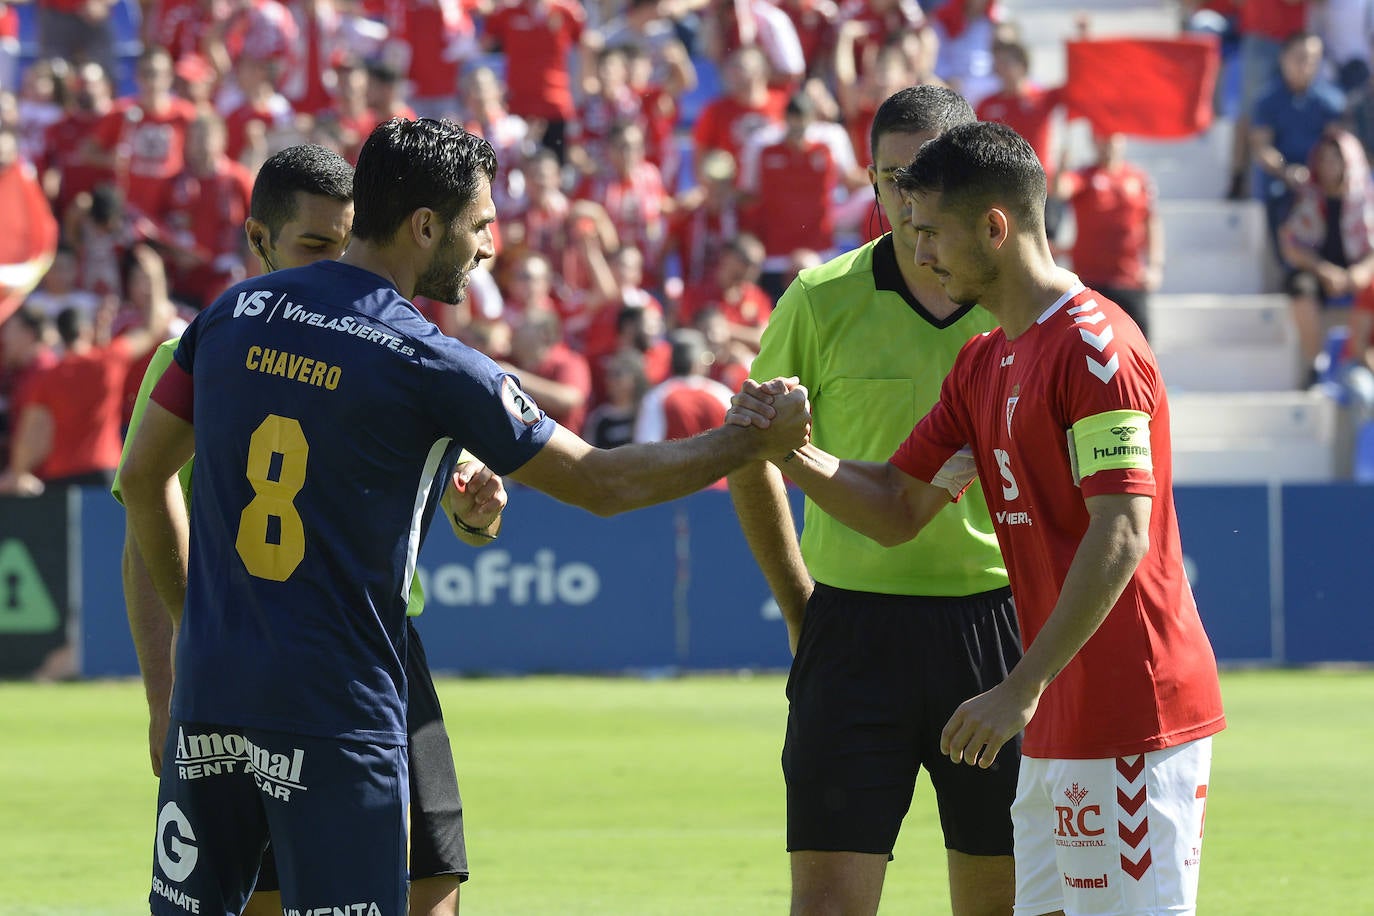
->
[1063, 36, 1221, 139]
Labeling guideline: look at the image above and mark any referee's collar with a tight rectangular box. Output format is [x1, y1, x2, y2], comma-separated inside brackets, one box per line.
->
[872, 233, 979, 329]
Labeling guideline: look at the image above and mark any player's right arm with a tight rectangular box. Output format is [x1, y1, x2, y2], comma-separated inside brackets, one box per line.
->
[509, 386, 811, 517]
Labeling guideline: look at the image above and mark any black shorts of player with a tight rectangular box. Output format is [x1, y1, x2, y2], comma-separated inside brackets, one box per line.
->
[256, 620, 468, 891]
[783, 583, 1022, 858]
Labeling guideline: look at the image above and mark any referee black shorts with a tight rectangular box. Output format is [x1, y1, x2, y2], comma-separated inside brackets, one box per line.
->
[783, 583, 1022, 858]
[256, 620, 468, 891]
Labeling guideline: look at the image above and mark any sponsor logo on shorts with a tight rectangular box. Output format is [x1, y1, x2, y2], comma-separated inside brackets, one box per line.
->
[175, 727, 308, 801]
[155, 801, 201, 912]
[1063, 872, 1110, 889]
[1055, 781, 1106, 848]
[285, 904, 383, 916]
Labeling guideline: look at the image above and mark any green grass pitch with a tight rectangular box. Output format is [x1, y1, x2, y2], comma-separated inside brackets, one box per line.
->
[1, 669, 1371, 914]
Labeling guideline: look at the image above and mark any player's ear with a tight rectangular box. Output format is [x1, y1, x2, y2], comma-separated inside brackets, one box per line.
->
[411, 207, 439, 248]
[986, 207, 1012, 250]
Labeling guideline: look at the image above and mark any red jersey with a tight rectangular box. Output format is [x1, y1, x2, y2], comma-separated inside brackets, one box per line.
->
[778, 0, 840, 74]
[837, 0, 926, 77]
[96, 97, 199, 218]
[691, 90, 789, 165]
[378, 0, 471, 99]
[676, 280, 773, 329]
[1061, 163, 1155, 288]
[483, 0, 585, 121]
[157, 158, 254, 305]
[43, 110, 113, 212]
[575, 162, 669, 273]
[891, 284, 1226, 759]
[976, 85, 1063, 176]
[25, 337, 137, 480]
[526, 341, 591, 433]
[747, 138, 837, 258]
[224, 97, 295, 163]
[635, 375, 732, 442]
[670, 201, 742, 287]
[1239, 0, 1308, 39]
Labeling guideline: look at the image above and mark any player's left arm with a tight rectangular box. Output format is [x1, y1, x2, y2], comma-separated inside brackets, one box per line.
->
[120, 402, 196, 625]
[440, 453, 507, 545]
[941, 492, 1152, 768]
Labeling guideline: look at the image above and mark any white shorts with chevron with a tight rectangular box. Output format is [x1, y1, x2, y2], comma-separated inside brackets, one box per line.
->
[1011, 737, 1213, 916]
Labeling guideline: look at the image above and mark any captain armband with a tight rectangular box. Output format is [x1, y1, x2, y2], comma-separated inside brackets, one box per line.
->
[930, 448, 978, 499]
[1065, 409, 1152, 486]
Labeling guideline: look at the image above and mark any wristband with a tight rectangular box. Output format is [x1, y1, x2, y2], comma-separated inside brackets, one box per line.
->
[452, 513, 499, 540]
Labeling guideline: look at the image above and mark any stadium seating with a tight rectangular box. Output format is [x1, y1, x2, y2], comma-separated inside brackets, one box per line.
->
[1004, 0, 1357, 484]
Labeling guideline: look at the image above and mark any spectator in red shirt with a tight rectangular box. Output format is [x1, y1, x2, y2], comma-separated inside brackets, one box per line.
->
[670, 148, 744, 288]
[1, 247, 170, 494]
[41, 61, 115, 216]
[365, 59, 418, 123]
[701, 0, 807, 89]
[25, 245, 102, 321]
[692, 45, 789, 167]
[90, 46, 199, 221]
[575, 121, 670, 283]
[582, 243, 665, 371]
[459, 64, 531, 192]
[739, 90, 840, 297]
[569, 44, 646, 179]
[835, 0, 931, 80]
[0, 124, 60, 325]
[1053, 131, 1163, 339]
[501, 305, 593, 434]
[0, 305, 56, 468]
[223, 53, 296, 167]
[777, 0, 842, 81]
[977, 40, 1062, 179]
[633, 328, 734, 465]
[156, 114, 254, 308]
[481, 0, 591, 163]
[676, 232, 773, 349]
[315, 53, 377, 163]
[378, 0, 477, 119]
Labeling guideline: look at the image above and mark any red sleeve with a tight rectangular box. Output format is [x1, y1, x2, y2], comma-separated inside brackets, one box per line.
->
[150, 356, 195, 422]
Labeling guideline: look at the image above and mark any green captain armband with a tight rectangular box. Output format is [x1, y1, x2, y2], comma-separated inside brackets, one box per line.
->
[1066, 409, 1152, 485]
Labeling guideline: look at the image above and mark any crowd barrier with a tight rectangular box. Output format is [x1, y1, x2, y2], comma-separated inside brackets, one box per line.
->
[2, 482, 1371, 679]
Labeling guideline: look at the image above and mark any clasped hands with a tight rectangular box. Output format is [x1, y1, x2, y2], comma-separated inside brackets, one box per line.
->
[725, 377, 812, 460]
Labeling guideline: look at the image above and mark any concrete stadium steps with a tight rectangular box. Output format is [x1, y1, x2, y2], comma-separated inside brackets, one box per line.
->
[1151, 293, 1293, 347]
[1152, 293, 1300, 391]
[1169, 391, 1344, 483]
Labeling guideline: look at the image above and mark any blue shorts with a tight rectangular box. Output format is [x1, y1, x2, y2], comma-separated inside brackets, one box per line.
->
[149, 720, 409, 916]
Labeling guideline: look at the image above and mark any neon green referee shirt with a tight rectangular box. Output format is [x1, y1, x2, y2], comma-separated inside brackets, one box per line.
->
[750, 235, 1008, 597]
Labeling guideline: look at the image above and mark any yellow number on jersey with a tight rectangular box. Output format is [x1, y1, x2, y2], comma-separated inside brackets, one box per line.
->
[235, 414, 309, 581]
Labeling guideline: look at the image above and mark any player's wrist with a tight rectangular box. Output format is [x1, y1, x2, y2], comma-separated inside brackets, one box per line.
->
[452, 511, 500, 540]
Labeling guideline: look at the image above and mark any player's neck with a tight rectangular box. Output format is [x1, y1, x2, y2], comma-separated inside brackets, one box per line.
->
[987, 243, 1077, 340]
[339, 242, 417, 300]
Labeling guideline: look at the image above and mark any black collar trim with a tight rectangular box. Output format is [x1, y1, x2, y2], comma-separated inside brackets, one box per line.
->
[872, 234, 979, 329]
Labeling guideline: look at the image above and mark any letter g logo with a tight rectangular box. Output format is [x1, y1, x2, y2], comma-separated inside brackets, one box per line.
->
[156, 802, 199, 882]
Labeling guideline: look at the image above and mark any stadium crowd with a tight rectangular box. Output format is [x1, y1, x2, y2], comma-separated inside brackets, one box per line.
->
[2, 0, 1374, 493]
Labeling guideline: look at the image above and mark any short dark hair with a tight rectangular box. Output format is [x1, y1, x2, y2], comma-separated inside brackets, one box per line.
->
[54, 306, 90, 347]
[668, 328, 709, 377]
[250, 144, 354, 242]
[350, 118, 497, 243]
[7, 303, 49, 339]
[869, 85, 976, 159]
[894, 121, 1046, 232]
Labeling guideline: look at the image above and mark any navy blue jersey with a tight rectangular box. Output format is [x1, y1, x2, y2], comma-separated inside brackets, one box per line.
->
[166, 260, 555, 743]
